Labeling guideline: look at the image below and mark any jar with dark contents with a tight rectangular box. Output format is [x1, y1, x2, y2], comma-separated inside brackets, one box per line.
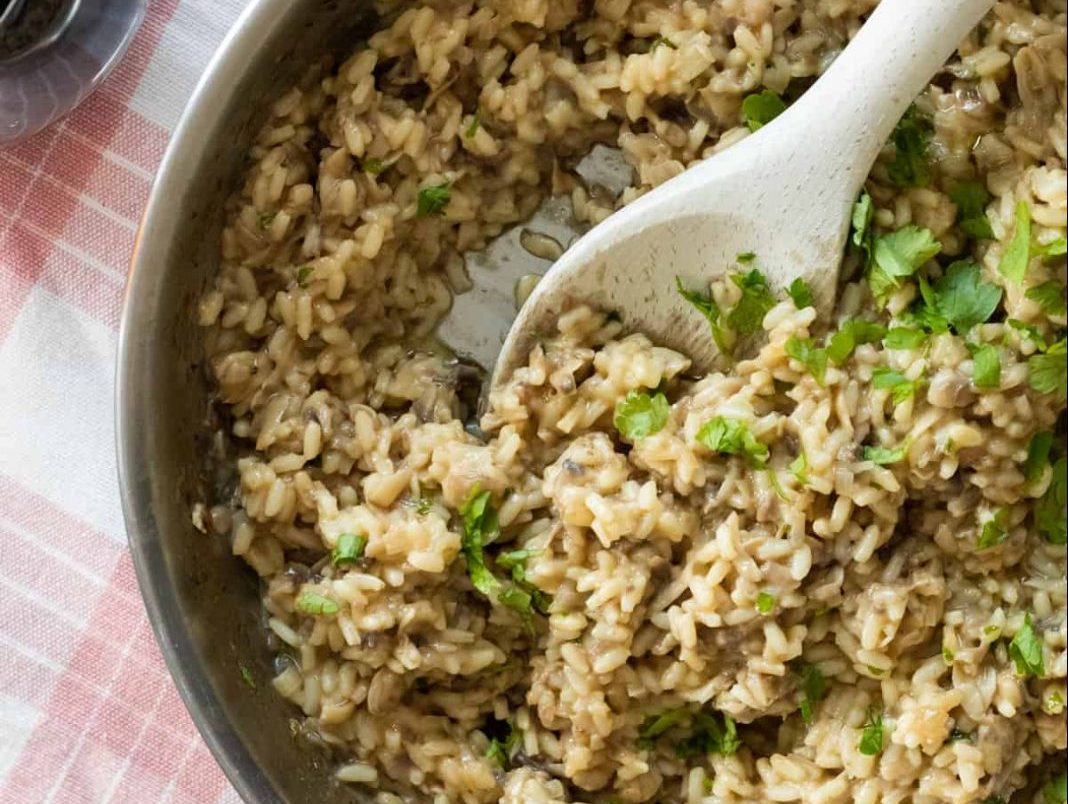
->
[0, 0, 145, 145]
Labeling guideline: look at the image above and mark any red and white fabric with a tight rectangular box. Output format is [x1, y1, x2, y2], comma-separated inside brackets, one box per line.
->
[0, 2, 250, 801]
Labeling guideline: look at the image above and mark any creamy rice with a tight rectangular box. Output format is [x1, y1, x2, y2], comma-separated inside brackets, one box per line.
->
[195, 1, 1067, 801]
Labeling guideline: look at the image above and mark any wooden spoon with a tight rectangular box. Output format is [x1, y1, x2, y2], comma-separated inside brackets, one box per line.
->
[490, 0, 995, 388]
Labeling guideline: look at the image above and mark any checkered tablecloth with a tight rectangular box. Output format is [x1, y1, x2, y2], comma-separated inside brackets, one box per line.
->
[0, 2, 252, 801]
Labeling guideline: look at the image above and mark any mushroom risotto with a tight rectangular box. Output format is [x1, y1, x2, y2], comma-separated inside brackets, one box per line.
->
[195, 0, 1068, 801]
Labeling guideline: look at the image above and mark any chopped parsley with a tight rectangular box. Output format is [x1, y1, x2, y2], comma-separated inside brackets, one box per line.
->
[872, 366, 923, 405]
[417, 182, 452, 217]
[697, 416, 769, 468]
[755, 592, 775, 614]
[788, 277, 814, 309]
[1036, 237, 1067, 260]
[851, 192, 874, 260]
[1045, 772, 1068, 804]
[257, 212, 276, 229]
[925, 261, 1003, 334]
[1024, 432, 1054, 484]
[785, 337, 828, 386]
[415, 496, 434, 515]
[797, 663, 827, 725]
[649, 35, 677, 50]
[741, 89, 787, 131]
[296, 265, 314, 287]
[884, 327, 927, 350]
[465, 110, 482, 138]
[858, 709, 884, 756]
[460, 486, 502, 600]
[361, 157, 387, 175]
[1035, 457, 1067, 545]
[737, 251, 756, 264]
[1007, 613, 1044, 678]
[485, 721, 522, 768]
[614, 390, 670, 441]
[947, 729, 972, 743]
[331, 532, 367, 567]
[790, 451, 809, 485]
[976, 508, 1009, 550]
[676, 276, 732, 354]
[1025, 281, 1066, 317]
[1045, 691, 1066, 715]
[863, 441, 911, 465]
[967, 343, 1001, 389]
[727, 270, 776, 335]
[827, 319, 886, 365]
[886, 105, 931, 188]
[998, 201, 1031, 284]
[1028, 337, 1067, 398]
[948, 181, 994, 240]
[295, 592, 339, 616]
[676, 711, 740, 758]
[638, 709, 687, 745]
[869, 225, 941, 304]
[239, 664, 256, 689]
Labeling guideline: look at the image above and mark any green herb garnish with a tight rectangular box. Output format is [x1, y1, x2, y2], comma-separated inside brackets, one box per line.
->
[863, 441, 911, 465]
[927, 261, 1003, 334]
[976, 508, 1009, 550]
[296, 265, 314, 287]
[858, 709, 884, 756]
[697, 416, 769, 468]
[1035, 457, 1066, 545]
[755, 592, 775, 614]
[331, 532, 367, 566]
[727, 270, 776, 335]
[417, 183, 452, 217]
[827, 319, 887, 365]
[676, 276, 732, 354]
[737, 251, 756, 264]
[649, 35, 677, 50]
[1028, 337, 1067, 398]
[998, 201, 1031, 284]
[869, 226, 941, 304]
[614, 390, 669, 441]
[465, 110, 481, 138]
[948, 181, 994, 240]
[1024, 432, 1054, 484]
[967, 343, 1001, 389]
[295, 592, 339, 616]
[1044, 772, 1068, 804]
[886, 105, 931, 188]
[797, 663, 827, 725]
[788, 277, 814, 309]
[676, 711, 740, 758]
[638, 709, 687, 745]
[1025, 281, 1066, 317]
[1007, 613, 1044, 677]
[785, 337, 828, 386]
[741, 89, 786, 131]
[872, 366, 923, 405]
[884, 327, 927, 350]
[790, 451, 809, 485]
[239, 664, 256, 689]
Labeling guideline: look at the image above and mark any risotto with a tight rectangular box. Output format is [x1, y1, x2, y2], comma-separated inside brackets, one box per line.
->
[194, 0, 1068, 801]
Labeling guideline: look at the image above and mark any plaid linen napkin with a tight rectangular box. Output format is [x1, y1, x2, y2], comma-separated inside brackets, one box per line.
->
[0, 1, 250, 801]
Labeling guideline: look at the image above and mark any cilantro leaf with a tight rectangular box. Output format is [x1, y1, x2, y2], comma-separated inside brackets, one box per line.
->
[295, 592, 339, 616]
[852, 192, 874, 260]
[1036, 238, 1067, 260]
[361, 157, 387, 175]
[465, 109, 481, 138]
[697, 416, 769, 467]
[788, 277, 814, 309]
[827, 319, 886, 365]
[869, 226, 941, 303]
[485, 721, 522, 768]
[755, 592, 775, 614]
[614, 390, 669, 441]
[785, 337, 828, 386]
[649, 35, 677, 50]
[976, 508, 1009, 550]
[929, 261, 1003, 333]
[741, 89, 786, 131]
[1045, 771, 1068, 804]
[886, 105, 931, 188]
[858, 709, 884, 756]
[1036, 457, 1067, 545]
[417, 183, 452, 217]
[1024, 432, 1054, 485]
[737, 251, 756, 263]
[296, 265, 314, 287]
[1026, 280, 1067, 318]
[239, 664, 257, 689]
[331, 532, 367, 567]
[676, 277, 733, 354]
[884, 327, 927, 350]
[797, 663, 827, 725]
[727, 270, 776, 335]
[676, 711, 740, 758]
[872, 366, 923, 405]
[967, 343, 1001, 389]
[948, 181, 994, 240]
[1028, 337, 1067, 398]
[460, 487, 502, 599]
[639, 709, 687, 745]
[790, 451, 809, 485]
[863, 441, 911, 465]
[1007, 613, 1044, 677]
[997, 201, 1031, 284]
